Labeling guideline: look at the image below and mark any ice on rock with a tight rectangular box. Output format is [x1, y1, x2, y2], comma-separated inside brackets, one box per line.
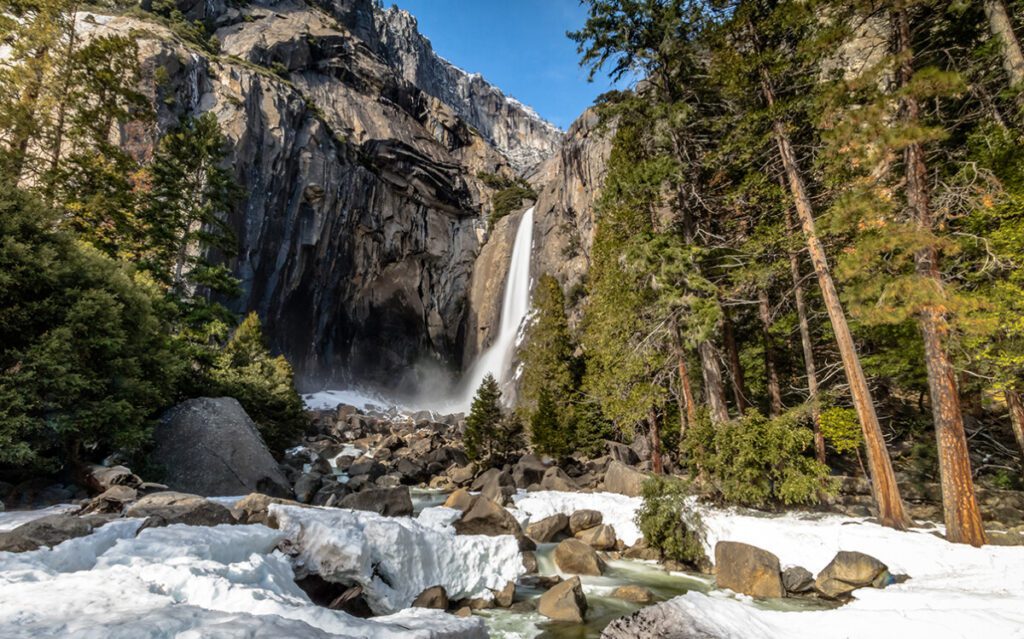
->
[0, 521, 487, 639]
[272, 504, 525, 613]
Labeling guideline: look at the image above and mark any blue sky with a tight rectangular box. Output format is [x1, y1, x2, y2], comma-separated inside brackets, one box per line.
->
[388, 0, 623, 130]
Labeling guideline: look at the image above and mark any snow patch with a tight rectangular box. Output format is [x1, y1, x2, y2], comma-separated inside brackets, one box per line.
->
[272, 504, 525, 613]
[303, 388, 402, 412]
[0, 521, 487, 638]
[511, 490, 644, 546]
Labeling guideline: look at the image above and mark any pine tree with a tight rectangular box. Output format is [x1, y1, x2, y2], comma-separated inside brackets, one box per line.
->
[464, 374, 504, 463]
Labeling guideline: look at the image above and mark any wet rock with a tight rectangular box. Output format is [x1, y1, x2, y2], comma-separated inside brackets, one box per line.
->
[153, 397, 292, 498]
[782, 566, 815, 595]
[714, 541, 784, 598]
[623, 539, 661, 561]
[454, 606, 472, 618]
[569, 509, 603, 534]
[125, 491, 235, 527]
[522, 550, 538, 573]
[0, 515, 96, 553]
[815, 551, 892, 599]
[554, 538, 606, 576]
[603, 460, 649, 497]
[295, 576, 373, 617]
[575, 524, 617, 550]
[611, 584, 655, 604]
[526, 513, 569, 543]
[339, 486, 413, 517]
[411, 585, 448, 609]
[493, 580, 516, 607]
[79, 485, 137, 515]
[510, 599, 536, 613]
[538, 576, 587, 623]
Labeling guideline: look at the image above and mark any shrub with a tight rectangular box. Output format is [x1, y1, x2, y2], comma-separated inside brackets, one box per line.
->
[477, 171, 537, 226]
[683, 408, 836, 507]
[819, 406, 863, 454]
[208, 313, 307, 455]
[635, 475, 706, 564]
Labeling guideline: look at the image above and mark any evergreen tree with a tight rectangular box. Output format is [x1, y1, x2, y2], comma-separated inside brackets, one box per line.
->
[464, 374, 504, 463]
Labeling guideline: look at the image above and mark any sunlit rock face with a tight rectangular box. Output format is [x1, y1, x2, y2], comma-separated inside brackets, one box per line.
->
[89, 0, 567, 392]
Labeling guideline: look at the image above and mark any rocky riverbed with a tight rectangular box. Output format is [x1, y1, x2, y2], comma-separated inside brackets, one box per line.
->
[1, 395, 1023, 638]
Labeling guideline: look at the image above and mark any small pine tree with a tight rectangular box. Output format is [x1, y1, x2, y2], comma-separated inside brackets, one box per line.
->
[529, 388, 565, 457]
[464, 374, 503, 463]
[635, 475, 706, 565]
[208, 313, 306, 454]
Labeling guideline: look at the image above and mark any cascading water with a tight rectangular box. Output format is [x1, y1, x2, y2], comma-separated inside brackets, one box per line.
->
[453, 206, 535, 410]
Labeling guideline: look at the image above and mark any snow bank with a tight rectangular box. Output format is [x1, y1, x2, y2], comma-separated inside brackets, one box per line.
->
[0, 520, 486, 638]
[303, 388, 401, 411]
[0, 503, 78, 531]
[272, 504, 525, 613]
[511, 491, 644, 545]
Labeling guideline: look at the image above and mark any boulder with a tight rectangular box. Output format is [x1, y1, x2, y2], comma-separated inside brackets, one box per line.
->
[537, 576, 587, 623]
[623, 539, 661, 561]
[512, 455, 548, 488]
[569, 509, 603, 534]
[603, 460, 649, 497]
[452, 495, 522, 538]
[493, 580, 516, 607]
[714, 541, 784, 598]
[411, 585, 448, 609]
[339, 487, 413, 517]
[348, 458, 386, 481]
[540, 467, 577, 492]
[603, 598, 729, 638]
[606, 441, 640, 466]
[231, 493, 302, 526]
[442, 488, 475, 512]
[526, 513, 570, 543]
[611, 584, 655, 604]
[79, 485, 137, 514]
[472, 468, 515, 505]
[448, 463, 475, 486]
[815, 551, 892, 599]
[782, 566, 815, 595]
[125, 491, 235, 527]
[293, 472, 323, 503]
[0, 515, 96, 552]
[522, 551, 538, 573]
[554, 538, 606, 576]
[86, 465, 142, 492]
[152, 397, 291, 497]
[575, 524, 617, 550]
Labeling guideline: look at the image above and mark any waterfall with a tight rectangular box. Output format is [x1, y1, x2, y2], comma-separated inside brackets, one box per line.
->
[453, 206, 535, 410]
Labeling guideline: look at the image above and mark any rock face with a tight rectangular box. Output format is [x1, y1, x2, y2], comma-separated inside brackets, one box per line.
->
[814, 551, 892, 599]
[537, 576, 588, 623]
[153, 398, 291, 497]
[374, 6, 562, 173]
[714, 541, 784, 598]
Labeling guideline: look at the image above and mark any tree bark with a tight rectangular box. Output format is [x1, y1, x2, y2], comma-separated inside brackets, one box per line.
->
[895, 9, 986, 546]
[985, 0, 1024, 88]
[648, 408, 664, 475]
[1006, 390, 1024, 459]
[698, 340, 730, 424]
[722, 309, 749, 414]
[761, 71, 910, 530]
[786, 208, 826, 463]
[671, 319, 698, 434]
[758, 288, 784, 417]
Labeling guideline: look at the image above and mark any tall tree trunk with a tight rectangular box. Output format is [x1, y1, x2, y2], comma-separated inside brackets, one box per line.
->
[895, 9, 986, 546]
[671, 319, 698, 433]
[758, 288, 784, 417]
[722, 309, 749, 414]
[985, 0, 1024, 89]
[761, 72, 909, 530]
[786, 208, 826, 463]
[648, 408, 664, 475]
[699, 340, 730, 424]
[49, 5, 79, 176]
[1006, 390, 1024, 459]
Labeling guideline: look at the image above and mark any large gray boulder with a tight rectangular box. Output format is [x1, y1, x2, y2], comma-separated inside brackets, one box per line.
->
[153, 397, 292, 497]
[125, 491, 236, 527]
[339, 487, 413, 517]
[601, 598, 726, 639]
[603, 460, 649, 497]
[815, 551, 892, 599]
[0, 515, 96, 553]
[714, 541, 784, 598]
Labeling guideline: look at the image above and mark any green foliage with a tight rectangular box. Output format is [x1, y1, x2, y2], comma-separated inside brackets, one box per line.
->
[478, 171, 537, 225]
[819, 406, 863, 455]
[0, 189, 181, 473]
[207, 313, 307, 455]
[465, 374, 504, 463]
[635, 475, 706, 565]
[683, 409, 836, 507]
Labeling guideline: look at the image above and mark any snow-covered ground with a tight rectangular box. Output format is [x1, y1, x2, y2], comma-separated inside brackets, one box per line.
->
[512, 490, 1024, 639]
[0, 513, 490, 638]
[302, 388, 403, 412]
[511, 490, 644, 545]
[272, 504, 525, 613]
